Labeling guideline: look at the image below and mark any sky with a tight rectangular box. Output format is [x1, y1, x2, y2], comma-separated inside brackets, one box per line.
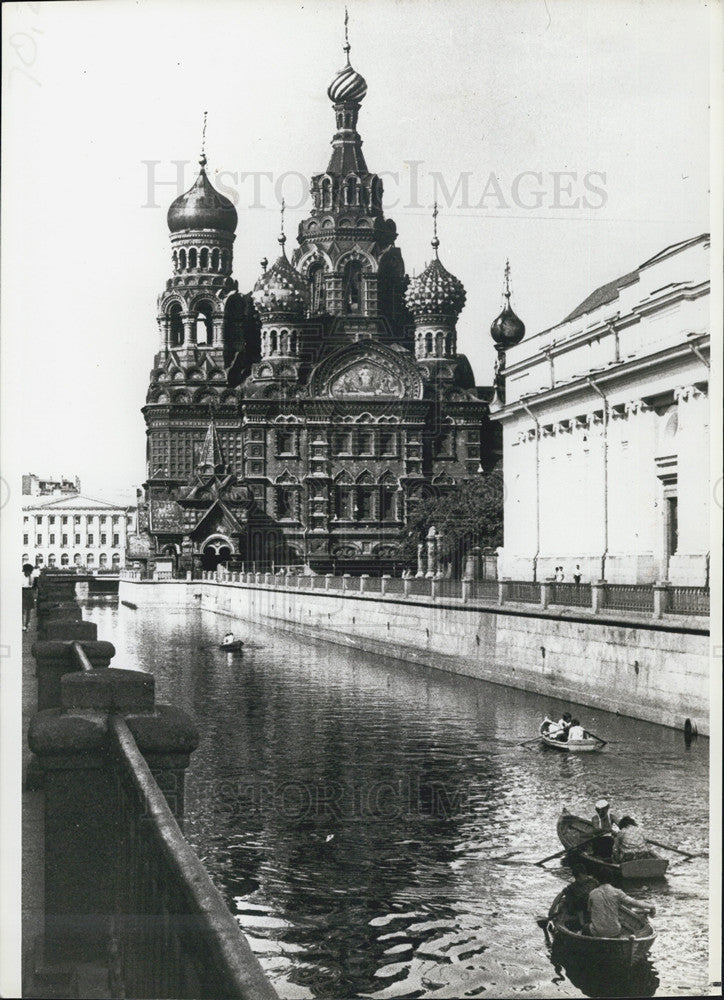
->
[1, 0, 713, 500]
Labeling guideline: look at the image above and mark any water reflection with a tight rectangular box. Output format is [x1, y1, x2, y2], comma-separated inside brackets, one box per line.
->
[83, 600, 710, 999]
[549, 940, 660, 998]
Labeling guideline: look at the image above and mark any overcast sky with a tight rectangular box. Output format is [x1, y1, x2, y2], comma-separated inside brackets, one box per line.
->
[1, 0, 712, 499]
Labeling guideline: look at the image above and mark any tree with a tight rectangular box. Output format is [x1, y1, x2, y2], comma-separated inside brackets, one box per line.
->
[399, 472, 504, 576]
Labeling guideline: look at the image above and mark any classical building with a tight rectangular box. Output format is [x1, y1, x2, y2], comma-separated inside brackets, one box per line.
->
[22, 493, 136, 572]
[140, 29, 499, 576]
[490, 233, 710, 585]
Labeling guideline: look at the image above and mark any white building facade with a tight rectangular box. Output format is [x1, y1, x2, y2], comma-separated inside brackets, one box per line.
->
[22, 493, 137, 572]
[490, 234, 710, 586]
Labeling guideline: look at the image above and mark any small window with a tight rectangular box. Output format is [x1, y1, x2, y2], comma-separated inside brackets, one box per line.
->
[87, 534, 94, 546]
[23, 534, 29, 545]
[357, 487, 374, 520]
[62, 534, 68, 546]
[357, 430, 374, 456]
[379, 431, 396, 456]
[277, 487, 295, 520]
[277, 430, 295, 455]
[62, 516, 68, 525]
[75, 533, 81, 545]
[36, 535, 42, 546]
[100, 533, 107, 545]
[49, 533, 55, 544]
[49, 516, 56, 525]
[113, 534, 120, 547]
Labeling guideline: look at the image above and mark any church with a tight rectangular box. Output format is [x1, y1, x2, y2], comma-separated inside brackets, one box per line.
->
[137, 25, 517, 577]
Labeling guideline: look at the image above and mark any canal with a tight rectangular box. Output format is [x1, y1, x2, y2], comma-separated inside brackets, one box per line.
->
[83, 597, 711, 999]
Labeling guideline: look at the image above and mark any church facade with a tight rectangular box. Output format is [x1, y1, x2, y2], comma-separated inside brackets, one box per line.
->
[138, 31, 504, 577]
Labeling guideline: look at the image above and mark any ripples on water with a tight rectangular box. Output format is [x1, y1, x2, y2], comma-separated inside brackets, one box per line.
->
[84, 598, 711, 999]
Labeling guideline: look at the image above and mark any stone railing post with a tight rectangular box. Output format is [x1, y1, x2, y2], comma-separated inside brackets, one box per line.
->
[653, 581, 671, 619]
[32, 640, 116, 712]
[540, 581, 550, 609]
[591, 580, 606, 614]
[403, 577, 412, 598]
[498, 579, 508, 606]
[381, 574, 391, 596]
[342, 573, 351, 593]
[430, 578, 438, 601]
[28, 667, 199, 963]
[462, 579, 471, 604]
[325, 573, 334, 591]
[360, 574, 369, 594]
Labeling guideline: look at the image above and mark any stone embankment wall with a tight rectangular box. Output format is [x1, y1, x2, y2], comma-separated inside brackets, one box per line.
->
[119, 580, 710, 736]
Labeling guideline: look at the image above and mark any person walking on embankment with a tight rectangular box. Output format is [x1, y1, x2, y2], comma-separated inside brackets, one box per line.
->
[22, 562, 37, 631]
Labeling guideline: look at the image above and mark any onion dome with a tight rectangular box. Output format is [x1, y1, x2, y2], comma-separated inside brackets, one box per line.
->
[405, 258, 466, 319]
[327, 11, 367, 103]
[328, 61, 367, 103]
[490, 260, 525, 347]
[252, 220, 307, 317]
[167, 155, 237, 234]
[405, 205, 466, 319]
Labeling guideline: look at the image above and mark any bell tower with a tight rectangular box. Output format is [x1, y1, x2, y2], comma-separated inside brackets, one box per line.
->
[291, 13, 410, 344]
[143, 120, 245, 493]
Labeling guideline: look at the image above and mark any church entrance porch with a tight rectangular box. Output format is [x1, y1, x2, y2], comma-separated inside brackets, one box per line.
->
[201, 535, 234, 573]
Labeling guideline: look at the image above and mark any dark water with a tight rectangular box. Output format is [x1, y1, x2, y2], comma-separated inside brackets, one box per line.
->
[84, 598, 712, 999]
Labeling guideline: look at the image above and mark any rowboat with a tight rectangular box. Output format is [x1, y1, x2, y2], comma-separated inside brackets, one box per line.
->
[219, 640, 244, 652]
[557, 809, 669, 879]
[539, 721, 602, 752]
[547, 888, 656, 967]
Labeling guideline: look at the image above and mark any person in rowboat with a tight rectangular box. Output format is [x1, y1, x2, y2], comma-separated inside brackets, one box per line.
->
[221, 632, 236, 647]
[591, 798, 620, 835]
[612, 816, 650, 862]
[582, 879, 655, 937]
[561, 864, 599, 926]
[567, 719, 587, 741]
[543, 711, 572, 741]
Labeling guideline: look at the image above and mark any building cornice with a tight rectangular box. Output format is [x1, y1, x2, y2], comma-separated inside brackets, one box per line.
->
[491, 334, 710, 422]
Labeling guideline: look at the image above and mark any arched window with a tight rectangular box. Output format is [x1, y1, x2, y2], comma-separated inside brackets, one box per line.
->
[346, 176, 357, 205]
[179, 248, 187, 270]
[220, 250, 230, 273]
[289, 331, 297, 355]
[279, 330, 289, 355]
[172, 250, 178, 272]
[200, 248, 209, 269]
[195, 301, 214, 346]
[343, 260, 363, 314]
[188, 248, 198, 269]
[87, 553, 94, 566]
[168, 302, 184, 347]
[435, 332, 445, 355]
[269, 330, 277, 355]
[61, 553, 69, 566]
[445, 333, 453, 356]
[35, 555, 44, 567]
[309, 262, 326, 314]
[425, 331, 433, 356]
[322, 177, 333, 209]
[99, 553, 108, 568]
[112, 553, 121, 567]
[211, 248, 220, 272]
[48, 553, 56, 567]
[74, 554, 82, 566]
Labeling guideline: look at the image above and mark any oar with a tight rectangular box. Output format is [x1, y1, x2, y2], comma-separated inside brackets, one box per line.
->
[518, 736, 542, 746]
[536, 834, 603, 867]
[645, 837, 700, 860]
[584, 730, 608, 746]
